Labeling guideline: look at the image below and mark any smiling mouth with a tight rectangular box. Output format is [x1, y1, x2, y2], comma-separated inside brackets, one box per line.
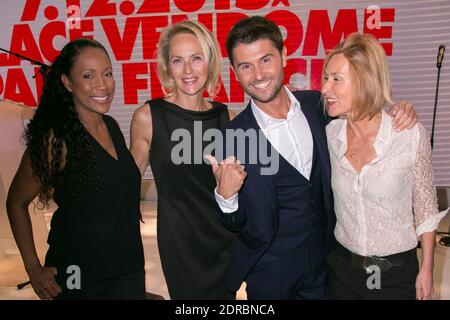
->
[91, 96, 108, 102]
[253, 80, 271, 90]
[327, 97, 338, 105]
[183, 78, 198, 85]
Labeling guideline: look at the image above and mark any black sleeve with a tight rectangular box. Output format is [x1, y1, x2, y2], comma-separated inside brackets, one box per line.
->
[217, 205, 246, 233]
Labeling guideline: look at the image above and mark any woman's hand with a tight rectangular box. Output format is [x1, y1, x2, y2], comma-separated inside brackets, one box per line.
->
[28, 266, 62, 300]
[415, 268, 434, 300]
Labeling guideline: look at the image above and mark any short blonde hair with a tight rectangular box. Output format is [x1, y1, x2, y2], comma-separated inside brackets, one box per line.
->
[156, 21, 222, 98]
[323, 33, 393, 121]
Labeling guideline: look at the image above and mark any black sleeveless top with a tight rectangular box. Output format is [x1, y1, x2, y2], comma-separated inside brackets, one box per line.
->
[45, 115, 144, 284]
[148, 98, 235, 299]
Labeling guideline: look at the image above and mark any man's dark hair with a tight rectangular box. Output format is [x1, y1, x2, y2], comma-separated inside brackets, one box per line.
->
[226, 16, 284, 67]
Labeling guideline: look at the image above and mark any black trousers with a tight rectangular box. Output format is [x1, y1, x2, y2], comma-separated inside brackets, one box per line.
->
[54, 268, 146, 300]
[326, 244, 418, 300]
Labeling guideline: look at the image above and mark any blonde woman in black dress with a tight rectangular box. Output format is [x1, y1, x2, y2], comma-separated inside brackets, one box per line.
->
[130, 21, 236, 299]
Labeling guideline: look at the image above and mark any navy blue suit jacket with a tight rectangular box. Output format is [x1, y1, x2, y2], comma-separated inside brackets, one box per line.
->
[218, 90, 336, 292]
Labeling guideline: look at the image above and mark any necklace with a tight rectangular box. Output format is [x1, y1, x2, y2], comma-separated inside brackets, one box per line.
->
[347, 143, 364, 158]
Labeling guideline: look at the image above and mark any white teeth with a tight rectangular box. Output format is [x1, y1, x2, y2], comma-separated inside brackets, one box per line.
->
[327, 98, 338, 104]
[183, 78, 196, 84]
[253, 80, 270, 89]
[92, 96, 108, 102]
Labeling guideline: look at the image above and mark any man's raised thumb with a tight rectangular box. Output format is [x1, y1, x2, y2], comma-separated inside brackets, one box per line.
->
[204, 155, 219, 172]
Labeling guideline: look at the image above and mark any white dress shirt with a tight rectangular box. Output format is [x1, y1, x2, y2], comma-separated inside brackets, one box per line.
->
[215, 87, 314, 212]
[326, 110, 448, 256]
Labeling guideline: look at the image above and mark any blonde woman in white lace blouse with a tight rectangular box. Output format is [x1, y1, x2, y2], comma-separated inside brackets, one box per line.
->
[322, 33, 447, 300]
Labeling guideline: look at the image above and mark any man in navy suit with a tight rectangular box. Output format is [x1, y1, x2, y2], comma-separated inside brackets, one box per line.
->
[207, 16, 416, 300]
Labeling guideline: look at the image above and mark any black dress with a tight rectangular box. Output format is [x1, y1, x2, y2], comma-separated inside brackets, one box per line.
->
[148, 98, 235, 299]
[45, 115, 145, 298]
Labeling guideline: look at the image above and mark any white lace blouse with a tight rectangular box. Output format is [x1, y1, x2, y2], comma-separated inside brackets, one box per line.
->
[326, 110, 448, 256]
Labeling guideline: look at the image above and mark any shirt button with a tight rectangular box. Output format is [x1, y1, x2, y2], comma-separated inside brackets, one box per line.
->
[311, 200, 315, 204]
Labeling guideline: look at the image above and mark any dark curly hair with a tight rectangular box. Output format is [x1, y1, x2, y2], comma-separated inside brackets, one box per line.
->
[26, 38, 109, 206]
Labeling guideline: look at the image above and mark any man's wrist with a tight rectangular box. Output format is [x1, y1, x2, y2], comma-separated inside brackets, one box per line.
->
[217, 186, 234, 200]
[214, 187, 239, 213]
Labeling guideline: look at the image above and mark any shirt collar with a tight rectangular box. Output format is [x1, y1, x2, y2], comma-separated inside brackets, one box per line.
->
[335, 109, 392, 159]
[250, 86, 301, 130]
[374, 110, 392, 157]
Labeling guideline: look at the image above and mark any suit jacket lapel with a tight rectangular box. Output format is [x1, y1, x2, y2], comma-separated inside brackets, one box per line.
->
[238, 102, 279, 181]
[240, 95, 331, 185]
[241, 101, 259, 129]
[296, 93, 331, 189]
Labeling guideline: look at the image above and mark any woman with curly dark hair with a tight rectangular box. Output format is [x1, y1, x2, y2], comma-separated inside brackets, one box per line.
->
[6, 38, 145, 300]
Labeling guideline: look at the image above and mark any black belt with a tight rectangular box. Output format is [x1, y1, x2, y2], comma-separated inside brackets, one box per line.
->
[334, 241, 416, 272]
